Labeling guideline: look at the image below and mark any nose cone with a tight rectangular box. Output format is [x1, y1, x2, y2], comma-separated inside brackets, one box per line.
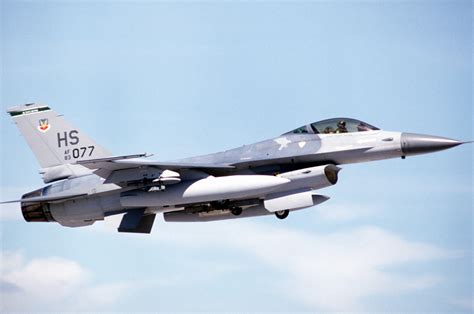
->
[401, 133, 463, 156]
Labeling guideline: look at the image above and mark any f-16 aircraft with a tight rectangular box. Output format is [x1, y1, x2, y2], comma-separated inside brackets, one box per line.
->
[2, 103, 469, 233]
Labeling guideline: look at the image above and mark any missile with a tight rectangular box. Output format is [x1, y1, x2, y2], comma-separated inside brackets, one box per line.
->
[120, 175, 290, 208]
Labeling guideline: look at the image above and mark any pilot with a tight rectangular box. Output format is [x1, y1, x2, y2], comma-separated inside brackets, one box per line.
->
[335, 120, 348, 133]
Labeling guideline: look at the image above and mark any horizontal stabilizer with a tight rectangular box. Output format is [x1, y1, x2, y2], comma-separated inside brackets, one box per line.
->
[0, 192, 87, 204]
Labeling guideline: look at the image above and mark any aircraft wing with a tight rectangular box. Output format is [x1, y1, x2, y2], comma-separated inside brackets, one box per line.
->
[113, 159, 235, 171]
[76, 154, 235, 184]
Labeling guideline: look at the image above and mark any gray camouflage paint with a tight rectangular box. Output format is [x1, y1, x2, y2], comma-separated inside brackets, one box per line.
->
[3, 103, 465, 231]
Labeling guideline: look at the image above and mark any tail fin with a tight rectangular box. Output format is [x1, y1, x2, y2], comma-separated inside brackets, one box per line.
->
[7, 103, 111, 168]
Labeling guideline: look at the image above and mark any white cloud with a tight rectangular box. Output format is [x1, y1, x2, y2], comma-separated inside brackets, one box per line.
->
[0, 245, 239, 312]
[141, 218, 461, 311]
[4, 256, 89, 299]
[15, 211, 462, 311]
[74, 282, 132, 310]
[0, 251, 131, 312]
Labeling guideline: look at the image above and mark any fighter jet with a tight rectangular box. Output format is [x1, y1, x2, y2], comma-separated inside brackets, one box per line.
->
[1, 103, 469, 233]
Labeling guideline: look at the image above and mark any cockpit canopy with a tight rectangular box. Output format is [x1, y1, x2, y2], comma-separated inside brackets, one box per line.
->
[284, 118, 379, 135]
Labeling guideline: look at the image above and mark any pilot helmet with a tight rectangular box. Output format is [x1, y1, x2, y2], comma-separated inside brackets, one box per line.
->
[338, 120, 346, 127]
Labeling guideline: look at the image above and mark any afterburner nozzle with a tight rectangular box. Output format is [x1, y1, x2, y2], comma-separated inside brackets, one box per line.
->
[401, 133, 463, 156]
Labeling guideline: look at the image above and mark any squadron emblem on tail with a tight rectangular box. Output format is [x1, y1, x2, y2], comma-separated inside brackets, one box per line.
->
[38, 119, 50, 132]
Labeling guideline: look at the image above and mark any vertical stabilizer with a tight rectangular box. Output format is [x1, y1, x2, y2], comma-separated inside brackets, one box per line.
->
[7, 103, 111, 168]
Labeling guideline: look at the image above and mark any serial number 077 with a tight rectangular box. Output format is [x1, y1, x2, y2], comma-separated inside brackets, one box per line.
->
[64, 146, 95, 160]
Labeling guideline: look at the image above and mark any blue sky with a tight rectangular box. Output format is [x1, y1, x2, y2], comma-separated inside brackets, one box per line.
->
[1, 0, 472, 312]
